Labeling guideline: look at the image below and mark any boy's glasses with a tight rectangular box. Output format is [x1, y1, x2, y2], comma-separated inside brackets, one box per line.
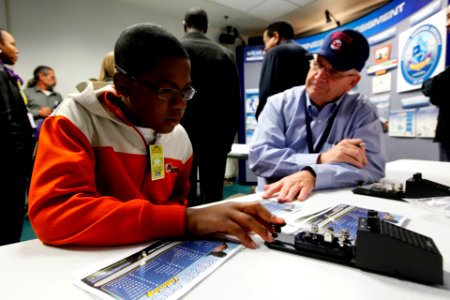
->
[116, 65, 196, 102]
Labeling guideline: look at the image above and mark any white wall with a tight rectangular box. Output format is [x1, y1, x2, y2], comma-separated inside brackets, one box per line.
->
[7, 0, 222, 98]
[0, 0, 6, 28]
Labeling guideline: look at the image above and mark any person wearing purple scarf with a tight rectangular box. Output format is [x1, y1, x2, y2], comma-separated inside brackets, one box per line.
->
[0, 28, 34, 245]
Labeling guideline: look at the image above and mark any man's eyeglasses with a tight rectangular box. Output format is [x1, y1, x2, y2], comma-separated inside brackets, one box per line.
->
[116, 65, 196, 102]
[309, 59, 358, 80]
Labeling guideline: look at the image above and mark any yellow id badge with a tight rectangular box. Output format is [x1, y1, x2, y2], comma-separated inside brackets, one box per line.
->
[149, 144, 164, 180]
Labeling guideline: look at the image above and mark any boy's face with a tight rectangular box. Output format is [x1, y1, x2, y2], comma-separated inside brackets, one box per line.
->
[120, 57, 192, 133]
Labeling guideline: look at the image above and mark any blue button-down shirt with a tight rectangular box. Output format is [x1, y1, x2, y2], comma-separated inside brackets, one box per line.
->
[249, 85, 386, 192]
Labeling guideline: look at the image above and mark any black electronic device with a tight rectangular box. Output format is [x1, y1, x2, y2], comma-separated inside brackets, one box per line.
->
[352, 182, 405, 201]
[405, 172, 450, 198]
[266, 211, 443, 285]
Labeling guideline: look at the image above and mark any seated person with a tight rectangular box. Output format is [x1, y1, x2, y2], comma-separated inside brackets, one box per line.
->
[249, 29, 386, 202]
[28, 23, 284, 248]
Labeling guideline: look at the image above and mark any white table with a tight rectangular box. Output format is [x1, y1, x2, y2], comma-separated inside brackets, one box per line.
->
[227, 143, 249, 159]
[1, 159, 450, 299]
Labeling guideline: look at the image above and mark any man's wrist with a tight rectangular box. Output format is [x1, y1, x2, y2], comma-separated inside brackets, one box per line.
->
[301, 166, 316, 177]
[316, 154, 323, 164]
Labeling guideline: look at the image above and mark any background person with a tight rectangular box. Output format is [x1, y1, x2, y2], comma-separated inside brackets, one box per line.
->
[25, 65, 63, 126]
[249, 29, 386, 202]
[98, 51, 115, 82]
[421, 5, 450, 162]
[28, 23, 284, 248]
[255, 20, 311, 120]
[180, 8, 242, 206]
[0, 28, 34, 245]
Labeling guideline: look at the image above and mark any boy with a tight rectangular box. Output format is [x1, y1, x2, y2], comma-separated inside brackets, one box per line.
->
[29, 23, 284, 248]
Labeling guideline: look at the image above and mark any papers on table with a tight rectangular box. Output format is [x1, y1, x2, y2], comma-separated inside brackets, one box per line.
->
[73, 239, 243, 300]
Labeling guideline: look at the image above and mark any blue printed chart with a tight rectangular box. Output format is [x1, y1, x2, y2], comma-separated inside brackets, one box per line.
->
[73, 240, 243, 300]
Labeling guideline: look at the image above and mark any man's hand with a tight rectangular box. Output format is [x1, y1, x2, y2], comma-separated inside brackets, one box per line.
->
[319, 138, 368, 168]
[185, 202, 285, 249]
[261, 169, 316, 202]
[38, 106, 52, 117]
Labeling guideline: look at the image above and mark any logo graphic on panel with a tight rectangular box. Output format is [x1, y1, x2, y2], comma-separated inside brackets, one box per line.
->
[400, 24, 442, 85]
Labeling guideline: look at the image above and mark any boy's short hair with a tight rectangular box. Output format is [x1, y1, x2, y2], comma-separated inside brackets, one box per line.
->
[114, 23, 188, 76]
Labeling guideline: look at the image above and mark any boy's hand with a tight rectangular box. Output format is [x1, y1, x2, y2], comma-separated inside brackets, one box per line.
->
[186, 202, 285, 249]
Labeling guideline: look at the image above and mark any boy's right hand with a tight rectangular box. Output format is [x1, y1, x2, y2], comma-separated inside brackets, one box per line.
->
[185, 201, 285, 249]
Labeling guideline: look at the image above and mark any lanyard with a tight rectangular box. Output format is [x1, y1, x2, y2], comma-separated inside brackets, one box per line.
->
[304, 98, 340, 153]
[16, 80, 28, 106]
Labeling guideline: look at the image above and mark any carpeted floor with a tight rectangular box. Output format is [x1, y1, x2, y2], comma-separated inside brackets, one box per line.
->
[21, 216, 36, 241]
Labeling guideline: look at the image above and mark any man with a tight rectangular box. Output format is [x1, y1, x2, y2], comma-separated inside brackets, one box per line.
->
[0, 28, 34, 245]
[25, 65, 63, 126]
[255, 21, 311, 120]
[180, 8, 241, 206]
[421, 5, 450, 162]
[28, 23, 284, 248]
[249, 29, 386, 202]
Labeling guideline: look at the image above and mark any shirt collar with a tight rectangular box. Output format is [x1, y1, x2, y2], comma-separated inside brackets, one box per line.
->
[305, 93, 345, 118]
[33, 85, 55, 95]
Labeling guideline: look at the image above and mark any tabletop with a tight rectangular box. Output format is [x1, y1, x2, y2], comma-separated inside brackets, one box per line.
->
[1, 159, 449, 299]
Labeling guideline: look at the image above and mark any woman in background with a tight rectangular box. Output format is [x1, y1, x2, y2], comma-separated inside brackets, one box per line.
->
[98, 51, 115, 82]
[0, 28, 34, 245]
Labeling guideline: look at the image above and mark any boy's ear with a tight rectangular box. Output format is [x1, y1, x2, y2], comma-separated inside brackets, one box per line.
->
[114, 73, 133, 96]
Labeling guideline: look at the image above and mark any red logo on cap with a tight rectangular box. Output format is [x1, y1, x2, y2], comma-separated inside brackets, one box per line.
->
[331, 39, 342, 50]
[330, 32, 353, 51]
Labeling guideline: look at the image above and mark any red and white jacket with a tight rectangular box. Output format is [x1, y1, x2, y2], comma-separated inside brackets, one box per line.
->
[29, 82, 193, 246]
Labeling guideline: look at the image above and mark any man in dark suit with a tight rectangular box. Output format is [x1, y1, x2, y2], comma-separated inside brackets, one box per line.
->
[180, 8, 242, 206]
[256, 21, 311, 120]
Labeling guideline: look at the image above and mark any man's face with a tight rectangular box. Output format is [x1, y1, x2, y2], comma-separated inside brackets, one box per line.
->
[39, 69, 57, 90]
[0, 31, 19, 65]
[305, 55, 360, 106]
[263, 30, 279, 51]
[120, 57, 192, 133]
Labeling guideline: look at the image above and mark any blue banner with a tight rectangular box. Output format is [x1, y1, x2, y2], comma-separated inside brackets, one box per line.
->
[297, 0, 438, 52]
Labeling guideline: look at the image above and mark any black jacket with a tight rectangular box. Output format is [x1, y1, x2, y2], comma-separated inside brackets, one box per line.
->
[422, 67, 450, 146]
[0, 64, 34, 155]
[256, 40, 311, 120]
[180, 32, 241, 151]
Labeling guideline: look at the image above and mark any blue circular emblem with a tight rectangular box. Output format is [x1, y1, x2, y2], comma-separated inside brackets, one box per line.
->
[401, 24, 442, 85]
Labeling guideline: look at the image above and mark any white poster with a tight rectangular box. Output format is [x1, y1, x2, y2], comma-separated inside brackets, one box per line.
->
[369, 94, 390, 124]
[372, 72, 392, 94]
[389, 109, 416, 137]
[416, 106, 438, 138]
[245, 89, 259, 144]
[397, 9, 446, 93]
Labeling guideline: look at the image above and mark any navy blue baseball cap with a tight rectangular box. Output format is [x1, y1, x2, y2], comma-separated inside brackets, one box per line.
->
[313, 29, 369, 72]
